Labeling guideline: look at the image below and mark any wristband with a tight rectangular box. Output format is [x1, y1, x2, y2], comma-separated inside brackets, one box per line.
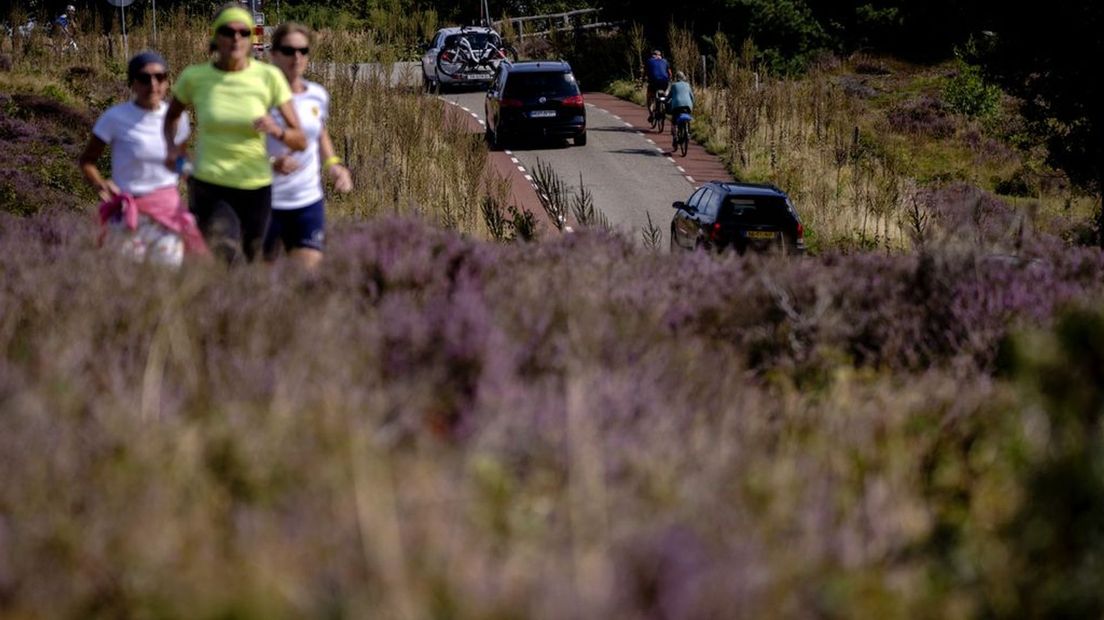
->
[323, 156, 343, 169]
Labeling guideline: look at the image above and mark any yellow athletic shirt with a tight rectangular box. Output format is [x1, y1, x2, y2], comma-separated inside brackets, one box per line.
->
[172, 60, 292, 190]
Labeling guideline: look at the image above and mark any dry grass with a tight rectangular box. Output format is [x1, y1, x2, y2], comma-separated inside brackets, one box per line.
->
[320, 66, 491, 235]
[690, 75, 912, 251]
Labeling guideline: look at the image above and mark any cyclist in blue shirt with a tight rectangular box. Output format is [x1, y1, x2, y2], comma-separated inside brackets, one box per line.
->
[54, 5, 75, 34]
[643, 49, 671, 123]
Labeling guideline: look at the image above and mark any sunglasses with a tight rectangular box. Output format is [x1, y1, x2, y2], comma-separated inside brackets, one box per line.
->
[275, 45, 309, 56]
[217, 26, 252, 39]
[134, 72, 168, 85]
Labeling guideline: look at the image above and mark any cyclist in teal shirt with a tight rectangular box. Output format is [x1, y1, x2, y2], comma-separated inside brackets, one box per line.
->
[667, 71, 694, 146]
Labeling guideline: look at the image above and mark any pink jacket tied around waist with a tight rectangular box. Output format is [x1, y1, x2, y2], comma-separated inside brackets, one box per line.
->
[98, 185, 208, 255]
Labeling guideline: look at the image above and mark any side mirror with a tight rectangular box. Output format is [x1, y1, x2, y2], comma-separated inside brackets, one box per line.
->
[672, 201, 687, 210]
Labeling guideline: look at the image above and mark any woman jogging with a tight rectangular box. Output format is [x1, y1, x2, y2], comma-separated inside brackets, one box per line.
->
[264, 22, 353, 270]
[78, 51, 206, 266]
[163, 5, 306, 264]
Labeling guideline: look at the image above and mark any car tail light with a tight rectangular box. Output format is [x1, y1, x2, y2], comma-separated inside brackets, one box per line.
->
[500, 98, 524, 108]
[496, 49, 506, 58]
[710, 222, 722, 241]
[796, 222, 804, 239]
[563, 94, 585, 108]
[441, 51, 454, 62]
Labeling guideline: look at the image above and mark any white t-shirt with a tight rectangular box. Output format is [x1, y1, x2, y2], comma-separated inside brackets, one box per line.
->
[92, 101, 190, 196]
[268, 80, 329, 210]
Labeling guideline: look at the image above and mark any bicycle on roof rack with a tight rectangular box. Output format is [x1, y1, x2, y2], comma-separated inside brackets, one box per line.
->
[434, 31, 517, 82]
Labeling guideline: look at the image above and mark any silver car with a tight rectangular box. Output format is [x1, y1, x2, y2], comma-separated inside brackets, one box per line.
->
[421, 26, 514, 91]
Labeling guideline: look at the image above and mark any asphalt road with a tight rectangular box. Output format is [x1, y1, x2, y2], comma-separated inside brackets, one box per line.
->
[359, 61, 695, 244]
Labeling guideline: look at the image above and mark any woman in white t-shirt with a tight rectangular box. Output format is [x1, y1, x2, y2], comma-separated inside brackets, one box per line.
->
[79, 51, 205, 264]
[264, 23, 353, 270]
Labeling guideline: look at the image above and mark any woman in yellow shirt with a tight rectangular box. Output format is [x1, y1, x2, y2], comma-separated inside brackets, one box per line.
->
[163, 6, 306, 263]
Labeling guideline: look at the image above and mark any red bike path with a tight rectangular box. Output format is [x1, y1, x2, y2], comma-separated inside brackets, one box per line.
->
[440, 99, 557, 233]
[583, 92, 734, 185]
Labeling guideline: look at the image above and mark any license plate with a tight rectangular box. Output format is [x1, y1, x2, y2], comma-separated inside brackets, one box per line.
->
[747, 230, 778, 240]
[529, 110, 556, 118]
[464, 74, 491, 80]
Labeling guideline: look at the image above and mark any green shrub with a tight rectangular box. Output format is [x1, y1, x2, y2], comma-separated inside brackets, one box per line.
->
[987, 310, 1104, 617]
[943, 60, 1001, 119]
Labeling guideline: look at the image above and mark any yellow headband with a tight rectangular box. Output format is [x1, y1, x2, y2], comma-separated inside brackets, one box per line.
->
[211, 7, 254, 40]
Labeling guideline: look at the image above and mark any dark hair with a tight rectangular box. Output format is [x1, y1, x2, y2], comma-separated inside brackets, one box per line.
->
[127, 51, 168, 84]
[271, 22, 313, 50]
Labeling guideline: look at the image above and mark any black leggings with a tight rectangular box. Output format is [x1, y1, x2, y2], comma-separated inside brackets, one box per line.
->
[189, 178, 272, 264]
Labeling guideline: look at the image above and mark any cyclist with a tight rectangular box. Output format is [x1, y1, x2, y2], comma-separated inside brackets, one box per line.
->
[53, 5, 75, 35]
[643, 49, 670, 123]
[263, 22, 353, 271]
[163, 5, 306, 264]
[52, 5, 77, 51]
[667, 70, 694, 147]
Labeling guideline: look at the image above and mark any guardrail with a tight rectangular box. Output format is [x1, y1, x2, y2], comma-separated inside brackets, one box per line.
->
[492, 8, 613, 39]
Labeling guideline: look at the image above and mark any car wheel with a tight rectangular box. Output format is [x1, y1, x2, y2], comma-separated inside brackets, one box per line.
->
[573, 131, 587, 147]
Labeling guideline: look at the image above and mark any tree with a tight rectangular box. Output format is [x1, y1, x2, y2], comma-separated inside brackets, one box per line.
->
[977, 2, 1104, 240]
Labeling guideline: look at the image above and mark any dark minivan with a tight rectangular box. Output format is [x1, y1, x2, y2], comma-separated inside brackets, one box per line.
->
[484, 60, 587, 149]
[670, 182, 806, 255]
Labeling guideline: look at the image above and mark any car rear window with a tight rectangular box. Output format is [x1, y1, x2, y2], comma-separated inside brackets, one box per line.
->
[504, 72, 580, 98]
[718, 195, 791, 226]
[444, 32, 501, 49]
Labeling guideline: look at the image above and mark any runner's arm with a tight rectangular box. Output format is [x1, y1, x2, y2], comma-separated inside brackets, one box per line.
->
[273, 101, 307, 151]
[163, 97, 187, 170]
[77, 135, 119, 201]
[319, 125, 352, 193]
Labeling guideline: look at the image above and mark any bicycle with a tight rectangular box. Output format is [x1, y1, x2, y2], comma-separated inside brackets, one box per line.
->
[54, 34, 78, 53]
[673, 110, 692, 157]
[649, 90, 667, 133]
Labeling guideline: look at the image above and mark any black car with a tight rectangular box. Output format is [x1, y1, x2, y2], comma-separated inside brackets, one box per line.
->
[670, 182, 806, 255]
[484, 60, 587, 149]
